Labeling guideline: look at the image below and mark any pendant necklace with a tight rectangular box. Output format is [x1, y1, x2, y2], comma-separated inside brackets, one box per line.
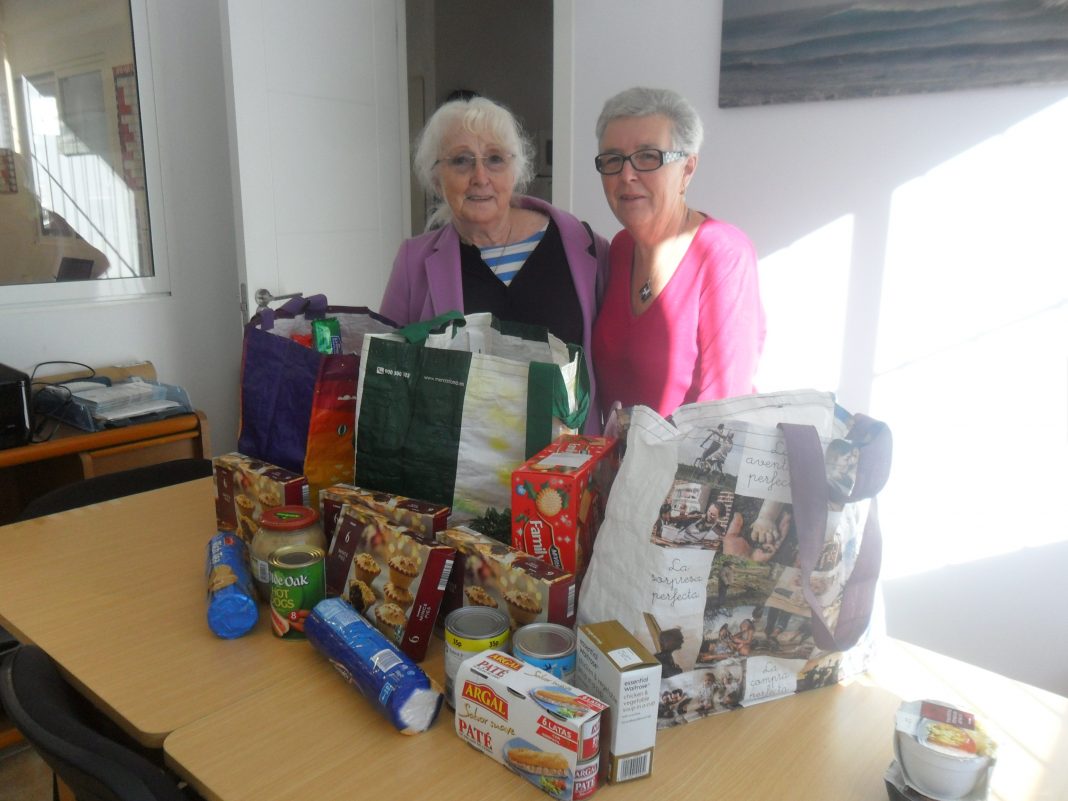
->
[483, 223, 513, 263]
[637, 208, 690, 304]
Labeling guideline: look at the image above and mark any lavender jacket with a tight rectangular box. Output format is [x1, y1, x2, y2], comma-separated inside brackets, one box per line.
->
[380, 195, 610, 433]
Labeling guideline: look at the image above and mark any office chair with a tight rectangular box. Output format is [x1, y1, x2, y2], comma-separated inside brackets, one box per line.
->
[16, 458, 213, 521]
[0, 645, 191, 801]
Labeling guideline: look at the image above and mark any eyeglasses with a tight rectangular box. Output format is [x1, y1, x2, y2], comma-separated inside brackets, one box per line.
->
[435, 153, 513, 174]
[594, 148, 686, 175]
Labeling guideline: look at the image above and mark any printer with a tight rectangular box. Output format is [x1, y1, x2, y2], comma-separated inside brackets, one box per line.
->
[0, 363, 32, 449]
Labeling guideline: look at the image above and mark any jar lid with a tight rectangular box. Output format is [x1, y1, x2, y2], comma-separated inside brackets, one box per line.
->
[259, 505, 319, 531]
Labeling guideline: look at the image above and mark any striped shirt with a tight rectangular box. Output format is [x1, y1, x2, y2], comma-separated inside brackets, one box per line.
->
[478, 224, 548, 285]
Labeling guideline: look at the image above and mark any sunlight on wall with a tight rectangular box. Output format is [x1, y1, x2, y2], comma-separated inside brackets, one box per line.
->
[872, 98, 1068, 580]
[753, 214, 855, 395]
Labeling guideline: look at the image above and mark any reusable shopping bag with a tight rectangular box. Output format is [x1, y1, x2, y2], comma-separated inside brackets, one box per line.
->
[353, 311, 589, 521]
[238, 294, 396, 501]
[577, 390, 891, 728]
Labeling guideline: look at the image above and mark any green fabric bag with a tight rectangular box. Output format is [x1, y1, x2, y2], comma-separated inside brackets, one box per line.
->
[354, 312, 589, 521]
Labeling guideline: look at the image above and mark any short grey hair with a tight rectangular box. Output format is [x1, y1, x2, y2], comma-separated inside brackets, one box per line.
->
[412, 96, 536, 230]
[595, 87, 704, 155]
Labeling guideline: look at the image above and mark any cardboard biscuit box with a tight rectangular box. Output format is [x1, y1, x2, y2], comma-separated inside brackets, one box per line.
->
[575, 621, 660, 784]
[319, 483, 450, 549]
[454, 650, 607, 800]
[511, 435, 618, 584]
[213, 452, 309, 542]
[326, 502, 454, 662]
[438, 527, 577, 631]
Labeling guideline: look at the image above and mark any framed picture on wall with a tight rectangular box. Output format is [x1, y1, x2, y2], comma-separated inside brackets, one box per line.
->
[719, 0, 1068, 108]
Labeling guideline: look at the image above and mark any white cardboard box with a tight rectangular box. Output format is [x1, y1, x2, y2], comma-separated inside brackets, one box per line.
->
[575, 620, 660, 783]
[454, 650, 606, 800]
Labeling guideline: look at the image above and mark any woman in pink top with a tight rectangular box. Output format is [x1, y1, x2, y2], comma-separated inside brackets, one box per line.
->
[591, 87, 765, 420]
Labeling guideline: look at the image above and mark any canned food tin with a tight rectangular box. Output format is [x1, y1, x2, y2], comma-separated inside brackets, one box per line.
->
[573, 756, 600, 800]
[513, 622, 577, 683]
[444, 606, 510, 706]
[580, 713, 601, 761]
[268, 544, 326, 639]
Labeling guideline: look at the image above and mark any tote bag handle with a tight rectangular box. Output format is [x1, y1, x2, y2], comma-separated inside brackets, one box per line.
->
[779, 416, 892, 652]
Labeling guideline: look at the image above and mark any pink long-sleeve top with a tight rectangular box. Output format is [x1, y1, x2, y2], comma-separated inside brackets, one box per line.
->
[591, 216, 766, 420]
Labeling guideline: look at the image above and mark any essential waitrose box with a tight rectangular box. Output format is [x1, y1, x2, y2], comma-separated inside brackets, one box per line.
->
[575, 620, 660, 784]
[438, 527, 577, 631]
[319, 483, 450, 549]
[213, 452, 309, 542]
[326, 502, 454, 662]
[511, 435, 618, 585]
[454, 650, 607, 800]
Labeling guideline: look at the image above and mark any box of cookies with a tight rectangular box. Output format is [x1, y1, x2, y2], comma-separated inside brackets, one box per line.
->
[325, 502, 454, 662]
[437, 527, 577, 632]
[319, 483, 450, 549]
[214, 452, 309, 542]
[511, 435, 618, 585]
[454, 649, 606, 800]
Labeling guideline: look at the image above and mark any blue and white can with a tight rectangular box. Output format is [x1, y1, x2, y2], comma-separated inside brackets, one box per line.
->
[512, 622, 576, 683]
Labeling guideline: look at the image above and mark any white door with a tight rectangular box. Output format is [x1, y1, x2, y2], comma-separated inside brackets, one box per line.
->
[222, 0, 409, 320]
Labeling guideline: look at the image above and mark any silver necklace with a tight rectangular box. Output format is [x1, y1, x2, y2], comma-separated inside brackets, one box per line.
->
[637, 209, 690, 304]
[481, 223, 513, 263]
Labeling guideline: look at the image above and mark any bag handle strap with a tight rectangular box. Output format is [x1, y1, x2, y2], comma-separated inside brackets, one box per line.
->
[255, 293, 329, 330]
[397, 310, 466, 344]
[525, 349, 590, 458]
[779, 418, 891, 652]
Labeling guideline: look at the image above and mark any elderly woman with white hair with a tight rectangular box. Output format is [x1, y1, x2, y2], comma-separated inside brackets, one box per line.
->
[591, 87, 765, 420]
[380, 95, 609, 431]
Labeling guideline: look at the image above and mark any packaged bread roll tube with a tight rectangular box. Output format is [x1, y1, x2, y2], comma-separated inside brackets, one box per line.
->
[304, 597, 444, 735]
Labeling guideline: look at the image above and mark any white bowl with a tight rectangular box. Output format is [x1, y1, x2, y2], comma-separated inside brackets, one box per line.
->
[897, 729, 989, 800]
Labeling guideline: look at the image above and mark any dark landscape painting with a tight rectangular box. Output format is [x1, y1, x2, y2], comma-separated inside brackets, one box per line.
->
[719, 0, 1068, 107]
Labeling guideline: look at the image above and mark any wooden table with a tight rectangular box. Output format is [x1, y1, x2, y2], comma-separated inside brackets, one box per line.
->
[2, 478, 1065, 799]
[0, 477, 312, 747]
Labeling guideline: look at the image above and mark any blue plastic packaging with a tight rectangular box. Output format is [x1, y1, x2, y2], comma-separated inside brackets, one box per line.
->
[206, 531, 259, 639]
[305, 597, 443, 734]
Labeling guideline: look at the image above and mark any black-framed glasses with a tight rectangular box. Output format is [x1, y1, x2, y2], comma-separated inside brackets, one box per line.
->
[435, 153, 513, 174]
[594, 148, 686, 175]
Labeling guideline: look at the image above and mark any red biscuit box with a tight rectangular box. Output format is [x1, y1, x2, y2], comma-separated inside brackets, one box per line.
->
[511, 435, 618, 582]
[319, 483, 450, 549]
[213, 452, 309, 542]
[325, 502, 454, 662]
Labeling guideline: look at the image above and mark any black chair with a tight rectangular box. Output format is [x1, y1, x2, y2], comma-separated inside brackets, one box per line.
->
[0, 645, 190, 801]
[17, 458, 213, 521]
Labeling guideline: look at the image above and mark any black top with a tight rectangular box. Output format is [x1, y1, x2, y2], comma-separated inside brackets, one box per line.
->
[459, 219, 583, 348]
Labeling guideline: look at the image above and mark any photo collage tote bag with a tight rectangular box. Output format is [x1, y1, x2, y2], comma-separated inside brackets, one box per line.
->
[577, 390, 891, 728]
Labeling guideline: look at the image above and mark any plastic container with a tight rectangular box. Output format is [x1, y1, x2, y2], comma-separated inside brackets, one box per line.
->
[894, 700, 995, 801]
[250, 506, 325, 601]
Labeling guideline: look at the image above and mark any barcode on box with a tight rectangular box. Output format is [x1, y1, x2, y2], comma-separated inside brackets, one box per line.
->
[616, 752, 651, 781]
[437, 558, 454, 591]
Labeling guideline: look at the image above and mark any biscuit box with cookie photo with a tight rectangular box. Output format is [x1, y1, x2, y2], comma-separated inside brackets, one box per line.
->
[319, 483, 450, 550]
[436, 527, 577, 633]
[213, 452, 309, 542]
[454, 649, 608, 800]
[325, 502, 454, 661]
[512, 434, 618, 586]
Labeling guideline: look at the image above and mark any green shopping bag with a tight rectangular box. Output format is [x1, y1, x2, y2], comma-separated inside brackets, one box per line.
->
[354, 312, 589, 521]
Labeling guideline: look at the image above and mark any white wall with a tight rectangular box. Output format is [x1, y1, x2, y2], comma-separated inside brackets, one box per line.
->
[0, 0, 241, 455]
[565, 0, 1068, 695]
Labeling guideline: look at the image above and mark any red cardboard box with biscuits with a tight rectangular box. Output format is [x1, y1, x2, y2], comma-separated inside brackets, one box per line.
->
[454, 650, 607, 800]
[325, 502, 454, 662]
[511, 435, 618, 584]
[319, 483, 450, 549]
[437, 528, 577, 631]
[213, 452, 309, 542]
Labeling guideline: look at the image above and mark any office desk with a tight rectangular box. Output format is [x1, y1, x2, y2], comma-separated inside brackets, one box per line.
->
[0, 477, 314, 747]
[0, 410, 210, 524]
